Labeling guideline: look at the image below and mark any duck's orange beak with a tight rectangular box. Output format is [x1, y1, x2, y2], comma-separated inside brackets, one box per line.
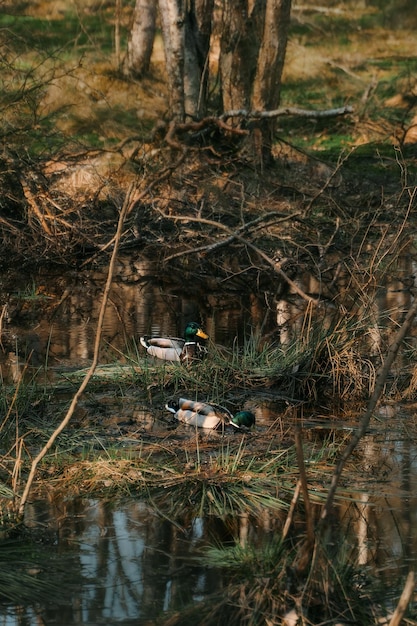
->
[196, 328, 209, 340]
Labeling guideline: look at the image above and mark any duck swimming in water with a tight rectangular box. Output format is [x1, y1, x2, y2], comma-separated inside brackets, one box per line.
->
[140, 322, 209, 363]
[165, 398, 256, 430]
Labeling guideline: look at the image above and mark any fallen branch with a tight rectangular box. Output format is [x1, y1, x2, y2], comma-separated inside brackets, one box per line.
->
[164, 105, 353, 146]
[160, 210, 317, 305]
[221, 105, 354, 120]
[163, 211, 299, 260]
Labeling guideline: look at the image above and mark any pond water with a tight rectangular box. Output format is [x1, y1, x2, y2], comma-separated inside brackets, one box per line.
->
[1, 261, 417, 624]
[1, 406, 417, 625]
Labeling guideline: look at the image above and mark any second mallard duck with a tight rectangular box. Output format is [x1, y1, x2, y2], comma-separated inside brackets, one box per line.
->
[140, 321, 209, 363]
[165, 398, 256, 430]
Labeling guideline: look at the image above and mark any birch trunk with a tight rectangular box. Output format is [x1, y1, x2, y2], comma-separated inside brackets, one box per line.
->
[125, 0, 157, 77]
[158, 0, 185, 121]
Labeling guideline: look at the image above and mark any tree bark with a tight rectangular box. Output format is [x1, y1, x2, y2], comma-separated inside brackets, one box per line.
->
[219, 0, 292, 163]
[251, 0, 292, 160]
[125, 0, 157, 77]
[158, 0, 185, 121]
[219, 0, 258, 113]
[154, 0, 292, 150]
[183, 0, 214, 118]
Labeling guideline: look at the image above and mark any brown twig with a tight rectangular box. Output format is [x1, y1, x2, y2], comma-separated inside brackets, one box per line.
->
[388, 570, 415, 626]
[0, 304, 7, 352]
[160, 211, 317, 304]
[20, 176, 53, 237]
[17, 182, 135, 517]
[282, 480, 301, 540]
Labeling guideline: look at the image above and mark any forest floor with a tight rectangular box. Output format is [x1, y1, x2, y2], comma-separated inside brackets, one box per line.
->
[1, 0, 417, 278]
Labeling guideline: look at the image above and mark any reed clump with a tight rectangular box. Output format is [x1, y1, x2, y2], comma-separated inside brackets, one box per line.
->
[43, 431, 348, 515]
[162, 533, 397, 626]
[125, 314, 383, 406]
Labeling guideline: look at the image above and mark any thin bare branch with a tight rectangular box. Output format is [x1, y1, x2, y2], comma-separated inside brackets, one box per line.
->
[163, 211, 300, 260]
[282, 480, 301, 540]
[388, 570, 415, 626]
[160, 210, 317, 304]
[17, 183, 136, 517]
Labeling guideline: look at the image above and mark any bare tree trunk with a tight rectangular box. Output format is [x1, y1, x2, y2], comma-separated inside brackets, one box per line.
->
[219, 0, 292, 163]
[158, 0, 185, 121]
[155, 0, 292, 149]
[252, 0, 292, 160]
[125, 0, 157, 77]
[219, 0, 258, 113]
[158, 0, 213, 120]
[183, 0, 214, 118]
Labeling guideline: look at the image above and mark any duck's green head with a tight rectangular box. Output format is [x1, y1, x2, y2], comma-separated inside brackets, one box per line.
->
[232, 411, 256, 428]
[184, 321, 209, 342]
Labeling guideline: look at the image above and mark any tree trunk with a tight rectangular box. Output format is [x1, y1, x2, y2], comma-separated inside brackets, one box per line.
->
[183, 0, 214, 118]
[218, 0, 291, 164]
[158, 0, 213, 120]
[125, 0, 157, 77]
[154, 0, 292, 154]
[219, 0, 259, 113]
[158, 0, 185, 121]
[251, 0, 292, 160]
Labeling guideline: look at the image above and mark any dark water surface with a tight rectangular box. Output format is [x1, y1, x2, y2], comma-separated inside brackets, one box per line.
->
[17, 498, 224, 625]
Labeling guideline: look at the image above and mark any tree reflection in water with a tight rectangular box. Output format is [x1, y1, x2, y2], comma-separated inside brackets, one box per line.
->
[14, 498, 232, 624]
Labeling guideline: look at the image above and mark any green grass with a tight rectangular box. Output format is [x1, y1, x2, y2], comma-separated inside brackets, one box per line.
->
[0, 11, 118, 54]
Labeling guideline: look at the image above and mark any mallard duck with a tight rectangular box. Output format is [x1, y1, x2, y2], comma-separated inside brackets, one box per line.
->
[140, 322, 209, 363]
[165, 398, 256, 430]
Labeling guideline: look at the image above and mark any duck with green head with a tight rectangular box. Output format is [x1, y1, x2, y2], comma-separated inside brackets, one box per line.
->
[140, 321, 209, 363]
[165, 398, 256, 430]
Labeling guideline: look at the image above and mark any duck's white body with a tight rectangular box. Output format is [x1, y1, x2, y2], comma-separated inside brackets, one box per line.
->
[140, 337, 184, 361]
[140, 323, 208, 363]
[165, 398, 238, 430]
